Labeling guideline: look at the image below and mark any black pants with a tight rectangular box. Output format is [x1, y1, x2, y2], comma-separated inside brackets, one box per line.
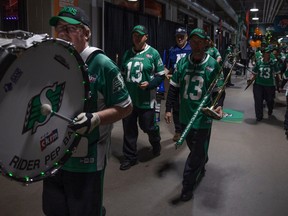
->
[182, 127, 211, 191]
[172, 94, 182, 133]
[253, 83, 275, 119]
[43, 169, 105, 216]
[122, 106, 161, 161]
[223, 67, 232, 84]
[212, 90, 226, 108]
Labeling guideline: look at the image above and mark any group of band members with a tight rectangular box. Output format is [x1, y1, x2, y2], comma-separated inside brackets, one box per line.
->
[43, 5, 225, 215]
[23, 5, 288, 216]
[248, 40, 288, 139]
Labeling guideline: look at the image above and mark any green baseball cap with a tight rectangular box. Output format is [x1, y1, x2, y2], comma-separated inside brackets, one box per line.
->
[132, 25, 148, 35]
[49, 6, 90, 28]
[189, 28, 207, 39]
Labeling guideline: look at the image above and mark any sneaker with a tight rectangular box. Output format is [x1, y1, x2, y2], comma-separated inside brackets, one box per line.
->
[119, 160, 138, 171]
[102, 206, 106, 216]
[180, 189, 193, 202]
[226, 83, 234, 87]
[256, 117, 263, 121]
[152, 145, 161, 157]
[268, 110, 273, 116]
[173, 133, 181, 142]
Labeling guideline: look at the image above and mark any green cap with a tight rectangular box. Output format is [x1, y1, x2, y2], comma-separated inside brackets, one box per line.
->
[189, 28, 207, 39]
[49, 6, 90, 28]
[132, 25, 148, 35]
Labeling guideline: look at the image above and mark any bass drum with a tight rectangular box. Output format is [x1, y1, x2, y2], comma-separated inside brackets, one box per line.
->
[0, 38, 89, 183]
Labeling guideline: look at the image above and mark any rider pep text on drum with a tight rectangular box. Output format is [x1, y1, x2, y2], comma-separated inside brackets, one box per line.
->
[0, 35, 90, 183]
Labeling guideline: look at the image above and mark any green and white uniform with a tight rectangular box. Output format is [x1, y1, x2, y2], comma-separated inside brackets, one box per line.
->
[170, 53, 220, 129]
[121, 44, 165, 109]
[252, 60, 280, 86]
[62, 47, 131, 172]
[252, 59, 280, 120]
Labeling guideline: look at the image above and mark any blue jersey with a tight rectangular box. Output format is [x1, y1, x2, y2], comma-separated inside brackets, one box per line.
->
[167, 42, 192, 72]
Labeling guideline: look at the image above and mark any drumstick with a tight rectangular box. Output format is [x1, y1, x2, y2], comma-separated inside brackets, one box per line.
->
[41, 104, 73, 123]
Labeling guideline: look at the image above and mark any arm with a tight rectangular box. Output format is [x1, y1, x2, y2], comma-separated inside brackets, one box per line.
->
[97, 104, 132, 125]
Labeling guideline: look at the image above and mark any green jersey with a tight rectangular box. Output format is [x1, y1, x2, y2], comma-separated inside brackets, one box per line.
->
[252, 60, 280, 86]
[206, 47, 221, 61]
[62, 47, 131, 172]
[121, 44, 165, 109]
[171, 54, 220, 129]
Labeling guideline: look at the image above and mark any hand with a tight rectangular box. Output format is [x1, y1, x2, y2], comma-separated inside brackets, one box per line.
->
[164, 112, 172, 124]
[213, 106, 223, 119]
[69, 112, 101, 135]
[138, 81, 149, 90]
[164, 68, 172, 79]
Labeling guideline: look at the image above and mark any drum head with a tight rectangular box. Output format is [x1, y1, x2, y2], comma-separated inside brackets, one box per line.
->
[0, 39, 89, 183]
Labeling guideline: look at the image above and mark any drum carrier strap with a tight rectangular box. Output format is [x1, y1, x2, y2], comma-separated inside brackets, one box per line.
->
[80, 46, 104, 63]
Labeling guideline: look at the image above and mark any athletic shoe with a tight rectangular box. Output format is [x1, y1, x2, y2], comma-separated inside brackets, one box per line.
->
[256, 117, 263, 121]
[180, 190, 193, 201]
[152, 145, 161, 157]
[120, 160, 138, 170]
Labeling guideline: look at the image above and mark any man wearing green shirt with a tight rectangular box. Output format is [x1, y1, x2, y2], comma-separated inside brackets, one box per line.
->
[165, 28, 222, 201]
[120, 25, 165, 170]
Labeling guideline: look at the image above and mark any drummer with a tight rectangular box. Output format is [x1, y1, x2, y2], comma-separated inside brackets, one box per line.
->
[43, 6, 132, 216]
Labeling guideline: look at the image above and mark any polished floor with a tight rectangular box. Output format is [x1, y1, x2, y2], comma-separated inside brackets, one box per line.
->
[1, 69, 288, 216]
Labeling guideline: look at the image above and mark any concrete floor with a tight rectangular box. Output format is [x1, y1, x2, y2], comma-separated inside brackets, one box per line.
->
[1, 70, 288, 216]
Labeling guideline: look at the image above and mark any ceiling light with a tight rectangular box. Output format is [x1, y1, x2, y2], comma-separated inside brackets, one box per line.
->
[127, 0, 138, 1]
[250, 8, 259, 12]
[252, 17, 259, 20]
[250, 4, 259, 12]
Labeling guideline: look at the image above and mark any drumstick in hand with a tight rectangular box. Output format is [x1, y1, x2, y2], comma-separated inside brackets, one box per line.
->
[41, 104, 73, 123]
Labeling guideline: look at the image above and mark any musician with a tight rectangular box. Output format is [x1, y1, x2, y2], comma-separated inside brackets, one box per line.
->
[44, 6, 132, 216]
[223, 44, 235, 87]
[250, 46, 281, 121]
[164, 28, 222, 201]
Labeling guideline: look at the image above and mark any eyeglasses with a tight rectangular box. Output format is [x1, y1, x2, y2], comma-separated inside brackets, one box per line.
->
[55, 24, 83, 34]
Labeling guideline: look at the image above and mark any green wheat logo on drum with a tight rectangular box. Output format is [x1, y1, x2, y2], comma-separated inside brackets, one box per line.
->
[22, 82, 65, 134]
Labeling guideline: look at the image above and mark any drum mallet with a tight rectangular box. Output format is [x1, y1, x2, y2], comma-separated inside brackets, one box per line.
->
[41, 104, 73, 123]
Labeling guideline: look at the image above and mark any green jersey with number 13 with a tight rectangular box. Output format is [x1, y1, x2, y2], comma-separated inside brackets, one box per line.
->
[121, 44, 165, 109]
[170, 54, 220, 129]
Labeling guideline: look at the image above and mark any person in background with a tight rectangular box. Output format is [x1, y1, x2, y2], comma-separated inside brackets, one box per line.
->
[165, 27, 192, 142]
[279, 59, 288, 139]
[44, 6, 132, 216]
[165, 28, 222, 202]
[120, 25, 165, 170]
[223, 44, 235, 87]
[249, 46, 281, 121]
[206, 37, 226, 107]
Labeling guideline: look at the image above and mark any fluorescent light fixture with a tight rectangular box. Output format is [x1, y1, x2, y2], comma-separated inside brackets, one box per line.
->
[127, 0, 138, 1]
[252, 17, 259, 20]
[250, 8, 259, 12]
[250, 3, 259, 12]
